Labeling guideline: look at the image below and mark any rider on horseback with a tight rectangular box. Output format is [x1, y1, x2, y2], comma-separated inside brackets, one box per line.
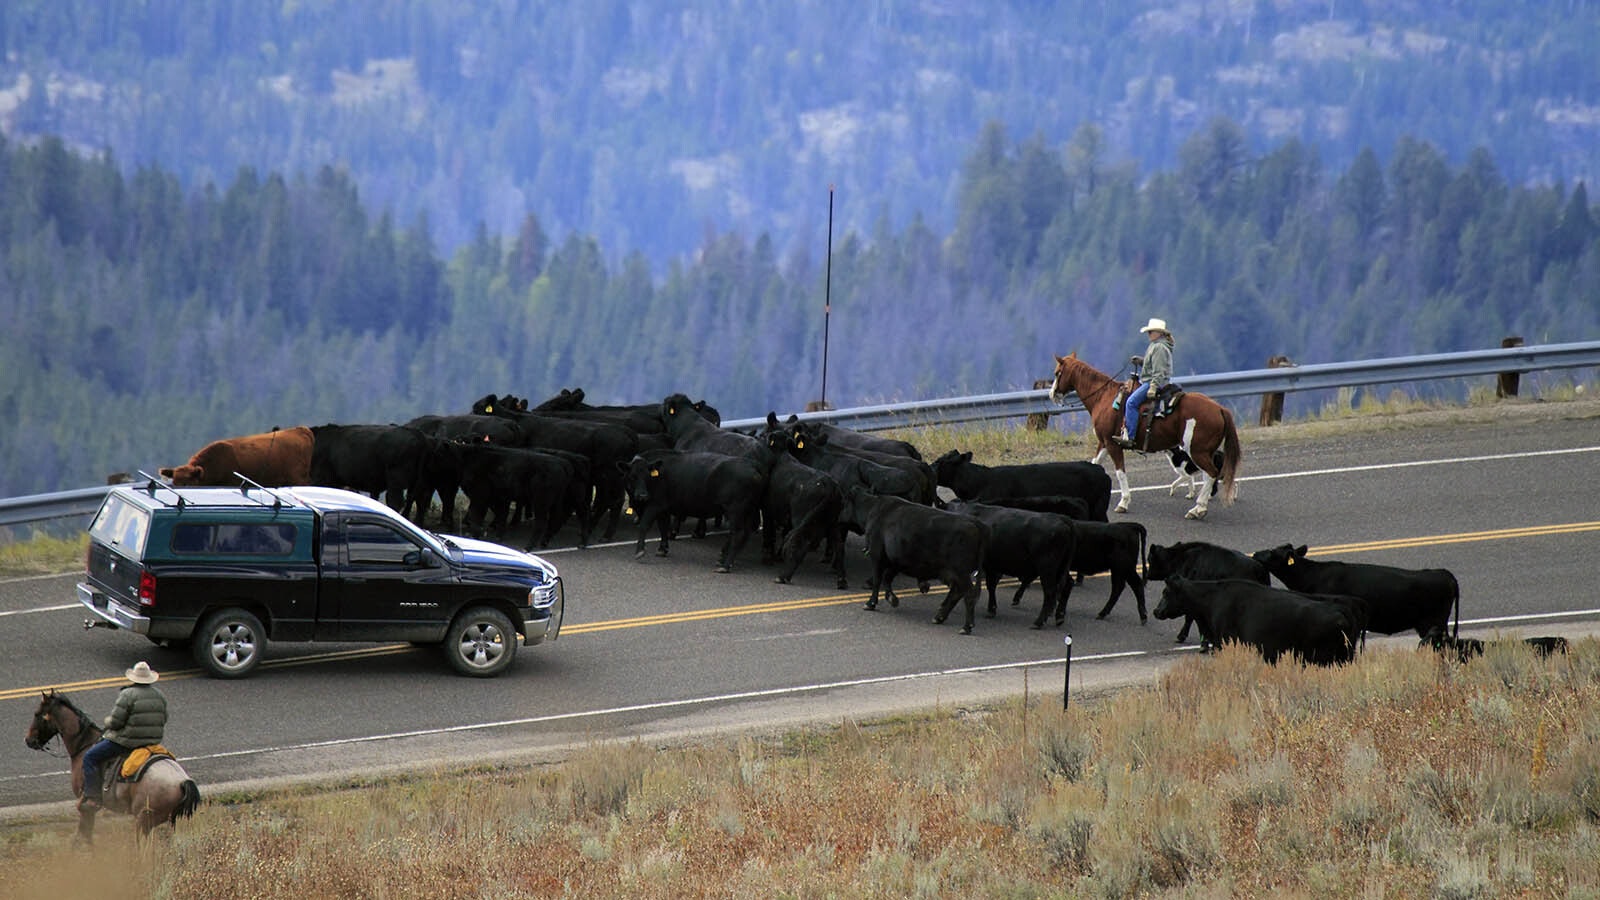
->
[79, 661, 167, 812]
[1111, 318, 1174, 450]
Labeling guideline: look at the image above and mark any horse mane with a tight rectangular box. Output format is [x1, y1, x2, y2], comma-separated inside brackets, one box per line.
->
[45, 691, 98, 738]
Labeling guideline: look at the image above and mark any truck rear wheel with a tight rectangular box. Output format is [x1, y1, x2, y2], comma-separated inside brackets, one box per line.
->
[193, 608, 265, 678]
[445, 607, 516, 677]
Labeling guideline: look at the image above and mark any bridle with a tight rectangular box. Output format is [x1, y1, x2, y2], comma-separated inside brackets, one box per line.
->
[26, 693, 93, 760]
[1053, 359, 1130, 410]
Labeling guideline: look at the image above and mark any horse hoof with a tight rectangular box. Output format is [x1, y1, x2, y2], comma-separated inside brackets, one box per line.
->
[1184, 508, 1207, 520]
[1115, 502, 1130, 514]
[633, 551, 645, 561]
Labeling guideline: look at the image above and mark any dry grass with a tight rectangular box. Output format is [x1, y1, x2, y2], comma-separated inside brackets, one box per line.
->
[6, 640, 1600, 899]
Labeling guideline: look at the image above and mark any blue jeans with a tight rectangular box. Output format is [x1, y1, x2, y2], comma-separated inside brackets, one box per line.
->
[81, 739, 124, 799]
[1125, 382, 1151, 439]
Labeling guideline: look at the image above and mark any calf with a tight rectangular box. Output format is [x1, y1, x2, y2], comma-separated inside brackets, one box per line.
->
[1252, 543, 1460, 639]
[1155, 577, 1368, 666]
[943, 500, 1076, 629]
[1421, 627, 1570, 663]
[1146, 541, 1270, 644]
[771, 412, 922, 460]
[758, 434, 848, 588]
[842, 488, 990, 635]
[930, 450, 1110, 521]
[160, 426, 314, 487]
[1056, 520, 1149, 626]
[623, 449, 767, 573]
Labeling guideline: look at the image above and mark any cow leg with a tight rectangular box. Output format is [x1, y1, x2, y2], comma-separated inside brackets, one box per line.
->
[985, 572, 1000, 618]
[932, 576, 977, 635]
[716, 511, 758, 574]
[1010, 576, 1031, 607]
[1095, 573, 1125, 620]
[864, 559, 891, 610]
[1175, 615, 1193, 643]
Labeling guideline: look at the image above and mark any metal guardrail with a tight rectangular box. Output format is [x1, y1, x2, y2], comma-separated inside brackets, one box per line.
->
[724, 339, 1600, 432]
[4, 340, 1598, 530]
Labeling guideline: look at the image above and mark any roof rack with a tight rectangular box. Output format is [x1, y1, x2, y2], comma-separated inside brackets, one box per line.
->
[234, 473, 290, 510]
[133, 470, 187, 510]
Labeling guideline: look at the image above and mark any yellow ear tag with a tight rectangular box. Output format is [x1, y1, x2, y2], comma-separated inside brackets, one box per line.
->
[486, 405, 494, 413]
[650, 468, 660, 477]
[796, 439, 805, 449]
[1287, 558, 1295, 566]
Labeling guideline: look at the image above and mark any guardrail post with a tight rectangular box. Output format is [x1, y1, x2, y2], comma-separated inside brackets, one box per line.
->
[1497, 336, 1525, 398]
[1257, 355, 1294, 426]
[1026, 379, 1053, 431]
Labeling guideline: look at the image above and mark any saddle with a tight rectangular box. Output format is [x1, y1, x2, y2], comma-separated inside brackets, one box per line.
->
[1146, 383, 1185, 420]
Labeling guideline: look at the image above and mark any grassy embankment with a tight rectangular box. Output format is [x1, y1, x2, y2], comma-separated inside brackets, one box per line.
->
[4, 383, 1598, 898]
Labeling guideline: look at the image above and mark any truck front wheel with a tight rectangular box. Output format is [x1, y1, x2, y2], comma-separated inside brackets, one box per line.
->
[445, 607, 517, 677]
[194, 608, 265, 678]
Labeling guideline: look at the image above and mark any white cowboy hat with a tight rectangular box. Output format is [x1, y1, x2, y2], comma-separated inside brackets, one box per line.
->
[1139, 317, 1170, 335]
[125, 661, 160, 684]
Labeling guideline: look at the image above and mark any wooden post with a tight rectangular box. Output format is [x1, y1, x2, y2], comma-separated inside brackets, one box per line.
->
[1026, 379, 1053, 431]
[1258, 355, 1294, 426]
[1497, 336, 1524, 398]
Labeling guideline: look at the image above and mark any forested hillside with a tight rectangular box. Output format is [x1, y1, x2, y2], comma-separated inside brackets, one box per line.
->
[2, 1, 1597, 264]
[2, 126, 1596, 496]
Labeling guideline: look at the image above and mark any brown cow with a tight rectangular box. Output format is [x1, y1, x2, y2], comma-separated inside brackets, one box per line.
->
[159, 426, 314, 487]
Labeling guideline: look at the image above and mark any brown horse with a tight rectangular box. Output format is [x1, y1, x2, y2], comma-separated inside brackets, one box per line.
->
[1049, 352, 1241, 519]
[25, 690, 201, 844]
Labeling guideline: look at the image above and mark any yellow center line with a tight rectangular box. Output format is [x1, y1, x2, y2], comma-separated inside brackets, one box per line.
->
[8, 521, 1598, 702]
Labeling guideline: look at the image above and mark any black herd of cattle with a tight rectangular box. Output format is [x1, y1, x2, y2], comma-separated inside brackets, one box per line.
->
[294, 388, 1564, 665]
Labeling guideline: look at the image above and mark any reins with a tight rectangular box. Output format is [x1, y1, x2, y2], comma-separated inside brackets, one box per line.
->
[1059, 360, 1130, 412]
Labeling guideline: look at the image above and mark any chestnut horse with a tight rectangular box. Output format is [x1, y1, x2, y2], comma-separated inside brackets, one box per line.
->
[1049, 352, 1240, 519]
[25, 690, 201, 845]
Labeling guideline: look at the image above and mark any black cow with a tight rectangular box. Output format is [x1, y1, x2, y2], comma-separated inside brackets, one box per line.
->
[771, 412, 922, 460]
[472, 404, 642, 541]
[942, 500, 1076, 629]
[309, 423, 430, 512]
[757, 435, 848, 589]
[982, 494, 1091, 521]
[402, 414, 525, 527]
[930, 450, 1111, 521]
[775, 416, 937, 504]
[536, 388, 722, 429]
[777, 428, 927, 510]
[623, 449, 767, 573]
[842, 488, 991, 635]
[1252, 544, 1460, 639]
[455, 441, 589, 549]
[1154, 577, 1368, 666]
[661, 393, 768, 467]
[1146, 541, 1270, 645]
[1056, 520, 1149, 625]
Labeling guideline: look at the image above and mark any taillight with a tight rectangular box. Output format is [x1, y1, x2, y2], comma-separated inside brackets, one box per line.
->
[138, 570, 157, 607]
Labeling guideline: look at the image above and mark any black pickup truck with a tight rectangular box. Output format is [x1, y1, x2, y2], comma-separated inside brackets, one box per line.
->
[77, 481, 564, 678]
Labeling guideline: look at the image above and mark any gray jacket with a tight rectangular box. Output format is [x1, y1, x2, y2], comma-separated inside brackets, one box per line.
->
[102, 683, 168, 748]
[1141, 337, 1174, 388]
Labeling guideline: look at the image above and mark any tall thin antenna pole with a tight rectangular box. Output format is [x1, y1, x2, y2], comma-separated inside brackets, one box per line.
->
[820, 184, 834, 408]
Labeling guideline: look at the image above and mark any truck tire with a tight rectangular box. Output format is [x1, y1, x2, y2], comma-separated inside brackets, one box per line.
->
[445, 607, 517, 677]
[193, 608, 266, 678]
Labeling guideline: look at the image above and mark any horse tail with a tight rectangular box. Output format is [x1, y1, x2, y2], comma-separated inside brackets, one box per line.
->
[1219, 406, 1241, 505]
[172, 779, 201, 823]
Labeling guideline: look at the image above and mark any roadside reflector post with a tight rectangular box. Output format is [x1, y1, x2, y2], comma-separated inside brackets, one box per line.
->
[1063, 635, 1073, 709]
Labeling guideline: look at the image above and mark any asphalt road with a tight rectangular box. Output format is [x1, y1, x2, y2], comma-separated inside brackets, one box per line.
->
[5, 410, 1600, 817]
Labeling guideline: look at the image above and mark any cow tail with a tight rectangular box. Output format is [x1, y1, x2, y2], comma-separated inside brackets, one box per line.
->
[1219, 407, 1241, 505]
[1136, 522, 1148, 581]
[1450, 572, 1462, 641]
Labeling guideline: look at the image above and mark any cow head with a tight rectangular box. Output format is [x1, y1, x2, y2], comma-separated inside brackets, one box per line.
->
[1152, 577, 1190, 620]
[928, 449, 973, 486]
[471, 394, 499, 415]
[1146, 544, 1176, 581]
[167, 464, 205, 486]
[624, 456, 663, 507]
[1251, 544, 1309, 575]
